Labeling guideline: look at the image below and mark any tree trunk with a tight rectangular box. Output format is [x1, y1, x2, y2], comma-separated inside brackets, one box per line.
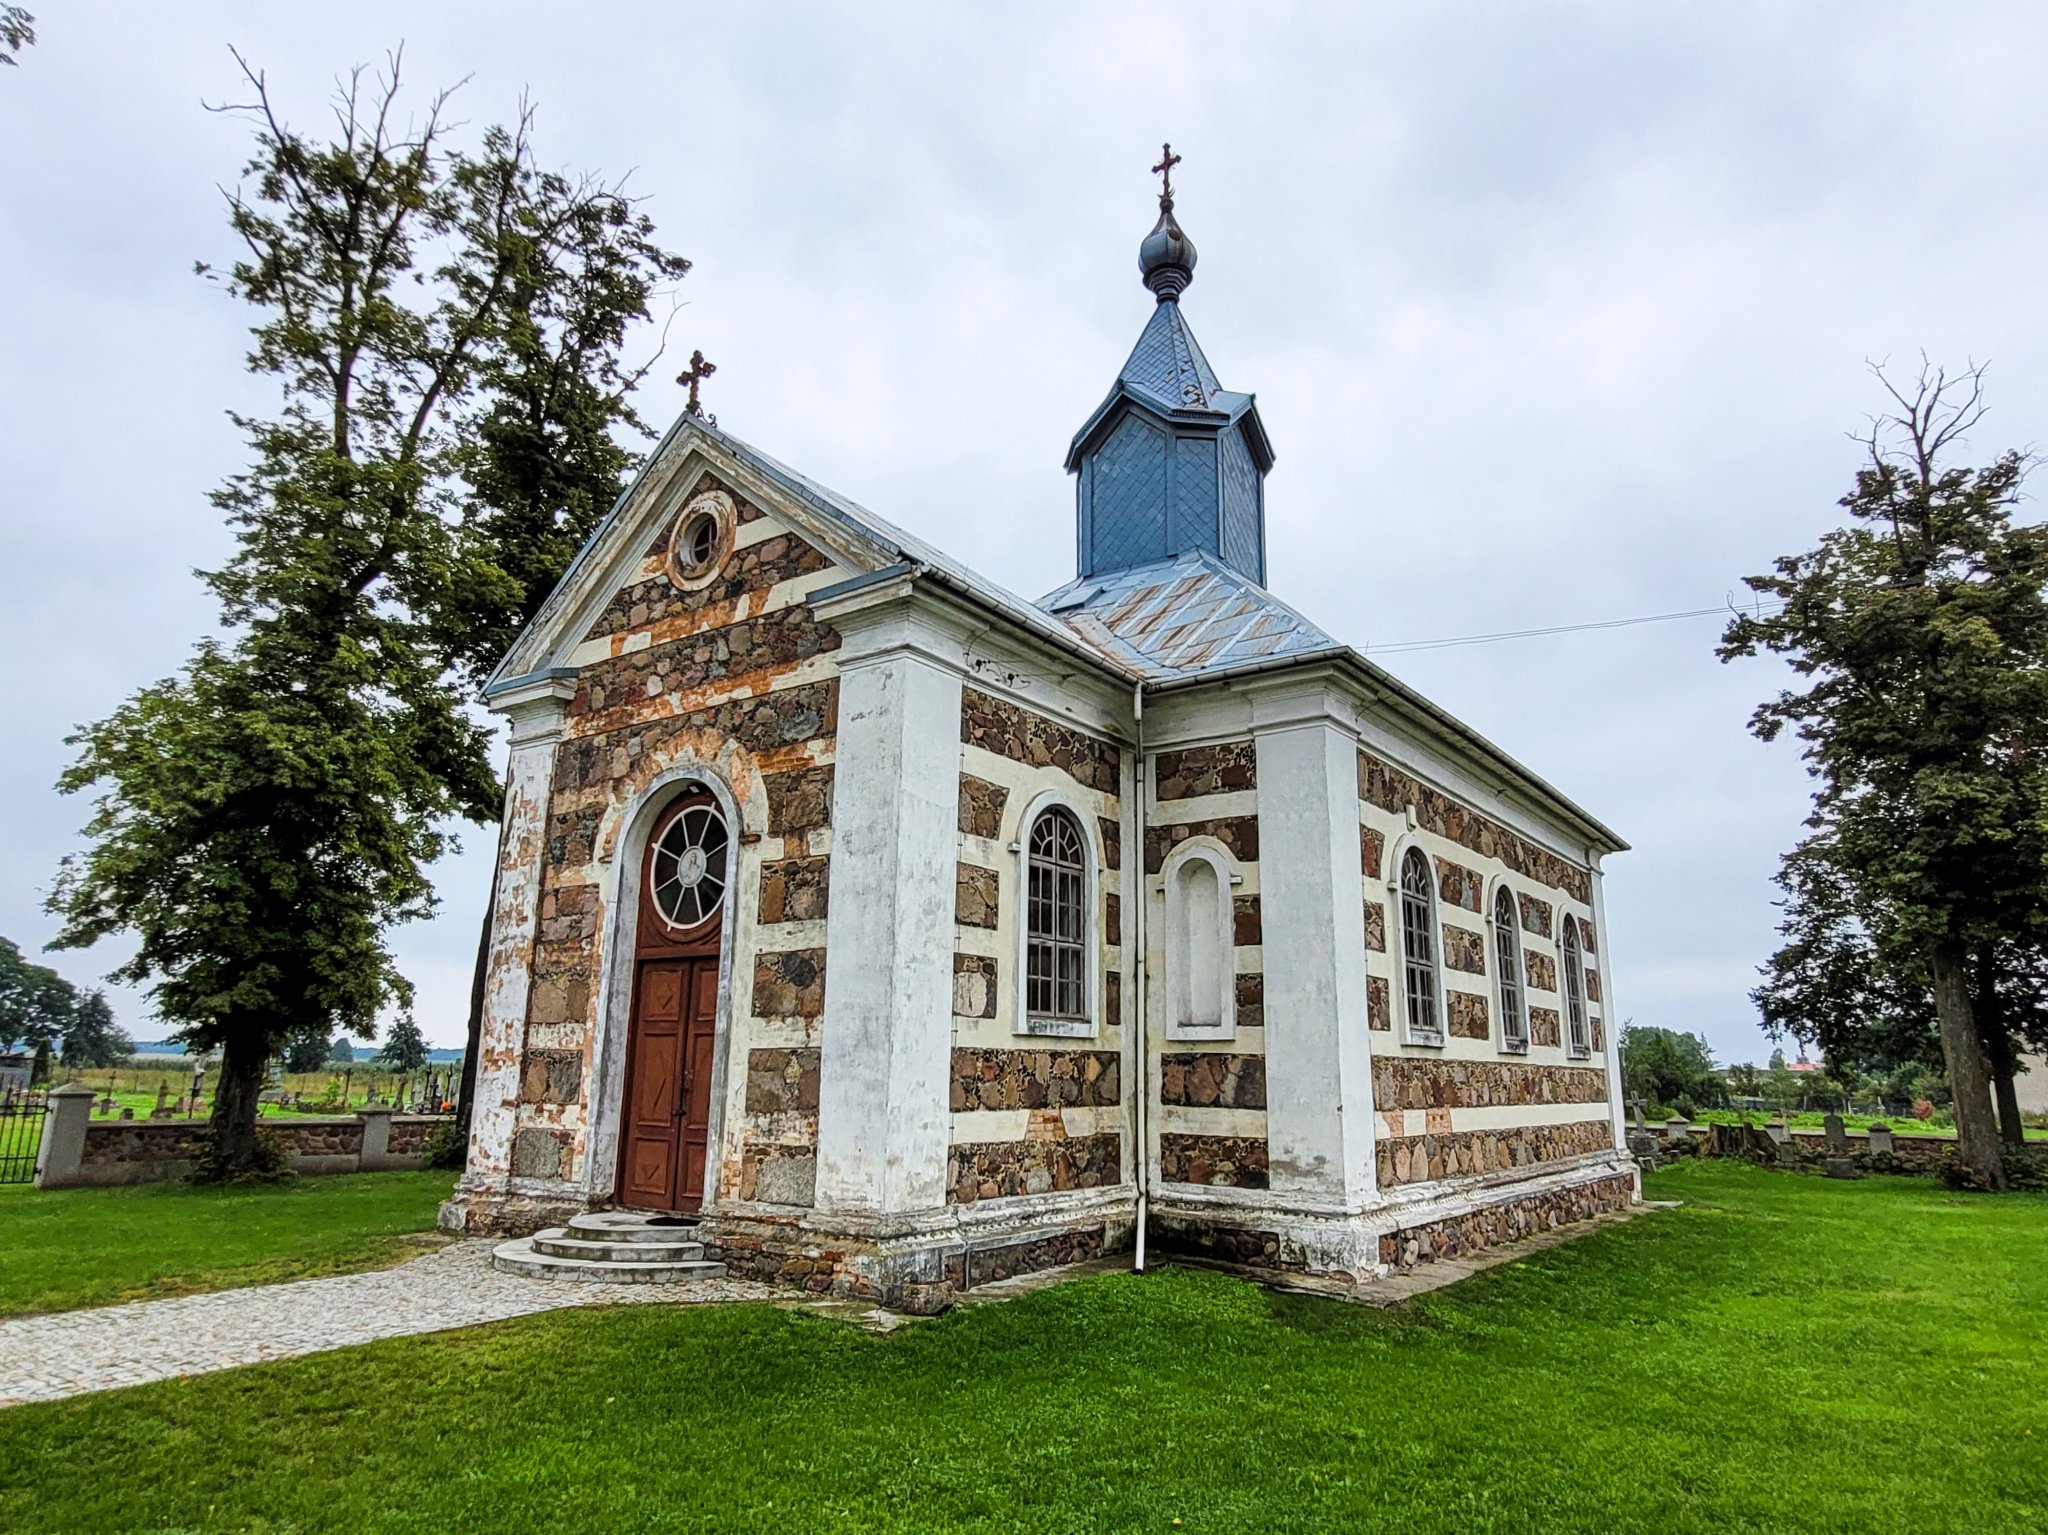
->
[1930, 941, 2007, 1188]
[454, 888, 492, 1132]
[206, 1029, 270, 1179]
[455, 800, 509, 1132]
[1981, 1018, 2027, 1150]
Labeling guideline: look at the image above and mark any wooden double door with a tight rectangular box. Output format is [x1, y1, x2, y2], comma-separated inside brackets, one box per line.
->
[616, 793, 728, 1214]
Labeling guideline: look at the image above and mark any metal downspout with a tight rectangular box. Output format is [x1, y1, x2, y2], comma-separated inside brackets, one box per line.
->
[1132, 679, 1149, 1272]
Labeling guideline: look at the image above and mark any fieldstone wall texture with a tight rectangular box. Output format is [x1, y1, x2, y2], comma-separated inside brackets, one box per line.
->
[1442, 925, 1486, 975]
[1145, 817, 1258, 872]
[584, 510, 834, 642]
[758, 855, 829, 924]
[949, 1049, 1121, 1111]
[1519, 892, 1554, 938]
[1524, 950, 1558, 993]
[1235, 973, 1265, 1029]
[1377, 1117, 1614, 1187]
[1158, 1053, 1267, 1109]
[957, 774, 1008, 838]
[1359, 750, 1591, 903]
[1446, 990, 1490, 1040]
[744, 1048, 821, 1115]
[1159, 1133, 1270, 1189]
[960, 687, 1120, 793]
[953, 953, 998, 1018]
[752, 949, 826, 1018]
[519, 1049, 583, 1106]
[945, 1225, 1108, 1288]
[1373, 1059, 1611, 1110]
[955, 863, 1000, 929]
[1529, 1006, 1562, 1047]
[947, 1132, 1122, 1203]
[1154, 741, 1257, 801]
[1381, 1171, 1634, 1268]
[1435, 857, 1483, 913]
[1368, 976, 1391, 1031]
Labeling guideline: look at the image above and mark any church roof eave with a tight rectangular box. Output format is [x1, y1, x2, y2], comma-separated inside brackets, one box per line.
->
[1145, 646, 1631, 857]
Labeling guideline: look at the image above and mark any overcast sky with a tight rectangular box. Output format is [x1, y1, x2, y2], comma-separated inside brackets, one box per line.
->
[5, 4, 2046, 1061]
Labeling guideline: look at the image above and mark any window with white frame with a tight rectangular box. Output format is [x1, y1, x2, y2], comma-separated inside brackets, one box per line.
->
[1560, 914, 1590, 1056]
[1493, 884, 1528, 1052]
[1025, 806, 1089, 1029]
[1165, 846, 1234, 1038]
[1398, 846, 1442, 1044]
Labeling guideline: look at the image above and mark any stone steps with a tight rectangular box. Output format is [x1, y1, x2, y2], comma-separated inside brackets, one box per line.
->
[490, 1209, 726, 1284]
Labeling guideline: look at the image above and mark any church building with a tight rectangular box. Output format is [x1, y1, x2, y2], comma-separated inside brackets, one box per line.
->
[443, 159, 1638, 1299]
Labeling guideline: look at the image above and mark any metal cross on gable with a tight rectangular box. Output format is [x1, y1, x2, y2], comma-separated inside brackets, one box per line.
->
[1152, 142, 1182, 203]
[678, 349, 716, 416]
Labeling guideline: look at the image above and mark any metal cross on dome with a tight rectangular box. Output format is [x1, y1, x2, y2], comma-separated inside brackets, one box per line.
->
[1152, 142, 1182, 204]
[678, 349, 716, 416]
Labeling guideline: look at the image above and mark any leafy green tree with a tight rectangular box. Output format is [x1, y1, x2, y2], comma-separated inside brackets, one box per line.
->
[327, 1035, 357, 1067]
[1759, 821, 2048, 1144]
[1620, 1025, 1724, 1112]
[0, 936, 77, 1054]
[1722, 361, 2048, 1187]
[282, 1029, 333, 1074]
[48, 54, 686, 1176]
[59, 990, 131, 1068]
[0, 7, 33, 69]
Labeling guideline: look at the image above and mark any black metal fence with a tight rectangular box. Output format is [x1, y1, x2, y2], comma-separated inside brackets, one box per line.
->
[0, 1087, 48, 1184]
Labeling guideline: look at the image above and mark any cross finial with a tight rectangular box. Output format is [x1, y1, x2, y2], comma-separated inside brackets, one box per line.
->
[678, 349, 716, 415]
[1152, 142, 1182, 206]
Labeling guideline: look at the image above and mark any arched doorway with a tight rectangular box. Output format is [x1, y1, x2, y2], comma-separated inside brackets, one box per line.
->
[615, 789, 729, 1213]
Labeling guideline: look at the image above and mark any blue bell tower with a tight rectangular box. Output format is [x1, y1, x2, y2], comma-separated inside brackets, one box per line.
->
[1066, 147, 1274, 585]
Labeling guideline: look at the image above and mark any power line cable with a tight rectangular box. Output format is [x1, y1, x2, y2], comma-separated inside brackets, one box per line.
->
[1364, 599, 1788, 656]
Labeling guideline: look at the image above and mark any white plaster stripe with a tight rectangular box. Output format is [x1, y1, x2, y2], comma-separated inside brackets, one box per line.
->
[0, 1242, 777, 1409]
[1155, 1104, 1268, 1137]
[1146, 788, 1259, 825]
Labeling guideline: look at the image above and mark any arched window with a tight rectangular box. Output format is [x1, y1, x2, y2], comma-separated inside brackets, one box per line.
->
[1493, 885, 1527, 1052]
[1026, 806, 1089, 1027]
[1560, 914, 1590, 1056]
[1398, 846, 1442, 1044]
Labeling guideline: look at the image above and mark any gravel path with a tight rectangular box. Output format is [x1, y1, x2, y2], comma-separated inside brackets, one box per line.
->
[0, 1240, 780, 1408]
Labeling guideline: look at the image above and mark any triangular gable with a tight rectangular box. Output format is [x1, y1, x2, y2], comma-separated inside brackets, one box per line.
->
[485, 417, 904, 698]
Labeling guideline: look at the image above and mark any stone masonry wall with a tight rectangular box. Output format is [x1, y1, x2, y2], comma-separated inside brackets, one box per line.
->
[1380, 1170, 1634, 1268]
[1377, 1117, 1614, 1187]
[516, 474, 844, 1202]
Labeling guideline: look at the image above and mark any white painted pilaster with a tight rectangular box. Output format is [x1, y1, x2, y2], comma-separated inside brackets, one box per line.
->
[1249, 678, 1377, 1211]
[459, 672, 577, 1187]
[812, 585, 965, 1217]
[1589, 860, 1631, 1165]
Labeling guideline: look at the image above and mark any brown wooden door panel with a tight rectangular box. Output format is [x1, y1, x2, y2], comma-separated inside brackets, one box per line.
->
[616, 791, 729, 1215]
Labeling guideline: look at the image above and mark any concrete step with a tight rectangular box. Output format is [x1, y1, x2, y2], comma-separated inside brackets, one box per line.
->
[561, 1210, 705, 1245]
[490, 1237, 726, 1284]
[530, 1229, 709, 1264]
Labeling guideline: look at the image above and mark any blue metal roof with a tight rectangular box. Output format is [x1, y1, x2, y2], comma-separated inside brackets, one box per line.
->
[1037, 550, 1339, 680]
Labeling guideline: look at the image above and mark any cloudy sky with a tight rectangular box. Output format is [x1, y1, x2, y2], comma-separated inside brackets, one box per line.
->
[5, 3, 2045, 1061]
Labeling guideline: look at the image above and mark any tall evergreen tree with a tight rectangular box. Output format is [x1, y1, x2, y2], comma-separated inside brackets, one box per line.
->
[378, 1014, 430, 1073]
[49, 53, 687, 1175]
[59, 990, 130, 1069]
[1723, 361, 2048, 1187]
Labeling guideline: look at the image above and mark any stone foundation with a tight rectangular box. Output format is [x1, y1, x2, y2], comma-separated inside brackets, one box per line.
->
[1378, 1168, 1636, 1268]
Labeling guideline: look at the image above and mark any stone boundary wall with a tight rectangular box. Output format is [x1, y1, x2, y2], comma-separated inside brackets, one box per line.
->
[36, 1094, 450, 1188]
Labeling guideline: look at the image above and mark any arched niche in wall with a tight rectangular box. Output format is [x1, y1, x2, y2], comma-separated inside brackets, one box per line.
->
[1163, 842, 1235, 1041]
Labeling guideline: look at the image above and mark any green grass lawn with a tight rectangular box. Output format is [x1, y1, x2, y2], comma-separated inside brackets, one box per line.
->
[1691, 1107, 2048, 1140]
[0, 1160, 2041, 1533]
[0, 1171, 456, 1317]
